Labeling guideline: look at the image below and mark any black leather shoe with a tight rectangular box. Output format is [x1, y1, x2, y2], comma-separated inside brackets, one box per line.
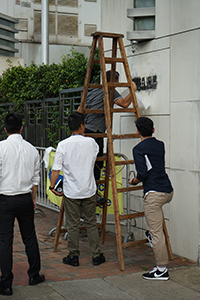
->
[93, 253, 105, 266]
[62, 255, 79, 266]
[0, 287, 13, 296]
[29, 273, 45, 286]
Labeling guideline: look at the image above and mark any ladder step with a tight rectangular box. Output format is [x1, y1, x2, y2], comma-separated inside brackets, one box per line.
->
[96, 179, 105, 185]
[115, 159, 135, 165]
[122, 239, 148, 248]
[112, 133, 139, 139]
[93, 57, 125, 64]
[96, 156, 107, 162]
[111, 108, 136, 113]
[117, 185, 143, 193]
[119, 212, 145, 220]
[108, 82, 131, 88]
[84, 133, 139, 139]
[88, 83, 131, 89]
[92, 31, 124, 38]
[84, 133, 107, 138]
[84, 108, 136, 114]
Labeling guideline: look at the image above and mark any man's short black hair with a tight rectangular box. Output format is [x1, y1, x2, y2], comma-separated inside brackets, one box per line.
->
[68, 112, 85, 132]
[5, 112, 22, 134]
[106, 70, 119, 82]
[135, 117, 154, 137]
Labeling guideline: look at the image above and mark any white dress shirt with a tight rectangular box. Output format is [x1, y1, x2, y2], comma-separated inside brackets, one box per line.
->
[53, 134, 99, 199]
[0, 134, 40, 196]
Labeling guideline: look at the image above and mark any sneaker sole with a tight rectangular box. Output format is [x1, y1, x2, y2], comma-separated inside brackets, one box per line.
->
[142, 275, 169, 281]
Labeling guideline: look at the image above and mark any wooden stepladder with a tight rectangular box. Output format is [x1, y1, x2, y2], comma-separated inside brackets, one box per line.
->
[78, 31, 173, 271]
[53, 31, 173, 271]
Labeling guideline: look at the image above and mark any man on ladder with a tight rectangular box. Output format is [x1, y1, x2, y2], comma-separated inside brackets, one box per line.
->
[78, 70, 137, 203]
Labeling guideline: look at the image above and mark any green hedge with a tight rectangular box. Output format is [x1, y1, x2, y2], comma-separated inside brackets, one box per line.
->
[0, 47, 100, 104]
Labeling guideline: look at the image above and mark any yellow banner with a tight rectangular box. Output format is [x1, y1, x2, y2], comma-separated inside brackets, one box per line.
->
[96, 156, 123, 215]
[46, 151, 63, 207]
[46, 152, 123, 215]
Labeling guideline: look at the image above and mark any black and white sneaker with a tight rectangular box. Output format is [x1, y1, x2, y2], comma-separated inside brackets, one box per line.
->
[145, 230, 153, 248]
[142, 267, 169, 280]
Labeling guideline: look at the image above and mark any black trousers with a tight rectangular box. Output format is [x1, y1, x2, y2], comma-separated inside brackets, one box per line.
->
[84, 128, 104, 181]
[0, 193, 41, 288]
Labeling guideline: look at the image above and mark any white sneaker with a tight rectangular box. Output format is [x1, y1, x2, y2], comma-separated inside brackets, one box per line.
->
[142, 267, 169, 280]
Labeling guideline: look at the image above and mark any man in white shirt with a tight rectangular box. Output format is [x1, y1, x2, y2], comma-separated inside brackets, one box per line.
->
[0, 113, 45, 296]
[50, 112, 105, 267]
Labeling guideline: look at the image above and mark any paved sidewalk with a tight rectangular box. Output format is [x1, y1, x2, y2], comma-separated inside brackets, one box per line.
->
[0, 207, 198, 299]
[3, 266, 200, 299]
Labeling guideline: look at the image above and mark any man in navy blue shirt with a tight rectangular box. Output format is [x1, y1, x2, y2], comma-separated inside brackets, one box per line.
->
[129, 117, 173, 281]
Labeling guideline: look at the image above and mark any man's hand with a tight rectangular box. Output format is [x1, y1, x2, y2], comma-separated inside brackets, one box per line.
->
[31, 186, 38, 210]
[128, 177, 140, 185]
[32, 198, 37, 210]
[50, 188, 64, 197]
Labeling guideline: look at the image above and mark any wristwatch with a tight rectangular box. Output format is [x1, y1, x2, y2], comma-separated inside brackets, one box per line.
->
[49, 186, 54, 190]
[131, 178, 137, 185]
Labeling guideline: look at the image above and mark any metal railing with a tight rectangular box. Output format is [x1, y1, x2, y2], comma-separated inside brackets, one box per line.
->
[35, 147, 138, 241]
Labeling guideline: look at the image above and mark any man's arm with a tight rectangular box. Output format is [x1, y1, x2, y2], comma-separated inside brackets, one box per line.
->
[31, 185, 38, 210]
[115, 81, 137, 108]
[128, 177, 141, 185]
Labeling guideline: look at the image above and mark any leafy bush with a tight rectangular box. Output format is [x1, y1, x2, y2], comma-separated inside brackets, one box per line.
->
[0, 47, 100, 147]
[0, 47, 100, 103]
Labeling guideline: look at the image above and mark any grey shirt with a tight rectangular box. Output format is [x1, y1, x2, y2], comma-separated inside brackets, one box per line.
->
[85, 88, 121, 132]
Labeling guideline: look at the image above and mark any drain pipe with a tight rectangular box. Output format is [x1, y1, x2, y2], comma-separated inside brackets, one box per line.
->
[41, 0, 49, 65]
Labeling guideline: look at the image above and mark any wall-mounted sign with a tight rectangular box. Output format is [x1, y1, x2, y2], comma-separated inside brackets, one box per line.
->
[133, 75, 157, 91]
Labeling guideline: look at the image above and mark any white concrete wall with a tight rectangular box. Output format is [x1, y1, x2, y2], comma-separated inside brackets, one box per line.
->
[101, 0, 200, 262]
[0, 56, 24, 75]
[15, 43, 90, 65]
[169, 0, 200, 262]
[1, 0, 15, 17]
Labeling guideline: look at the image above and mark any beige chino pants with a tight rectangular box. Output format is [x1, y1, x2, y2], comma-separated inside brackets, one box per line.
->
[144, 191, 174, 266]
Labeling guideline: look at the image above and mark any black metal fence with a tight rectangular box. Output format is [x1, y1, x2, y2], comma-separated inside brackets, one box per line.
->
[0, 87, 84, 147]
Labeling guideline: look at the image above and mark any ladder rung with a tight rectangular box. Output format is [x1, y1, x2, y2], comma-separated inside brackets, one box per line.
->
[107, 82, 131, 88]
[84, 133, 107, 138]
[117, 185, 143, 193]
[93, 58, 125, 64]
[88, 83, 131, 89]
[115, 159, 135, 165]
[84, 133, 139, 139]
[112, 133, 140, 139]
[111, 108, 136, 113]
[96, 179, 105, 185]
[85, 108, 136, 114]
[92, 31, 124, 38]
[96, 156, 108, 161]
[119, 212, 145, 220]
[122, 239, 148, 248]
